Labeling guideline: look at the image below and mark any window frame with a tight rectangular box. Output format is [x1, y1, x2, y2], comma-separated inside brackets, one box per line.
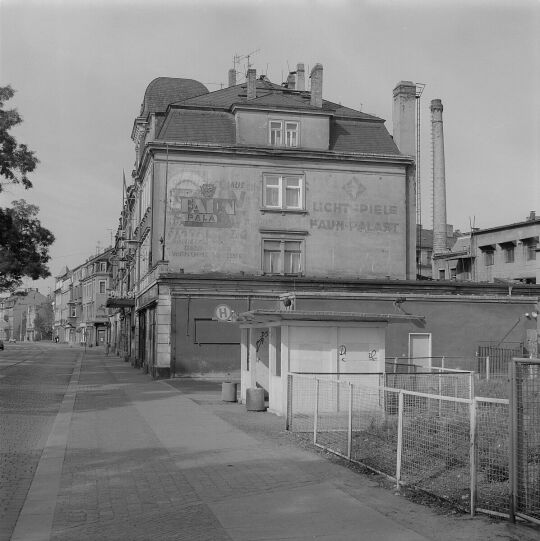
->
[262, 173, 305, 211]
[261, 234, 306, 276]
[268, 119, 299, 148]
[98, 280, 107, 295]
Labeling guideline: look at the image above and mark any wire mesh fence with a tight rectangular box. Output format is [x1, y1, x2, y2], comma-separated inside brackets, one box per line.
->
[476, 398, 510, 516]
[510, 359, 540, 525]
[286, 371, 540, 522]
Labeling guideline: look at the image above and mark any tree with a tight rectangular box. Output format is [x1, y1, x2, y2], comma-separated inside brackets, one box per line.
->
[34, 302, 54, 340]
[0, 200, 55, 290]
[0, 85, 39, 192]
[0, 85, 54, 291]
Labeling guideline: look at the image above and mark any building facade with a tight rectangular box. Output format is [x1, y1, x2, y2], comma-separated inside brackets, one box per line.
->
[107, 65, 418, 377]
[433, 213, 539, 283]
[53, 248, 113, 345]
[0, 289, 48, 341]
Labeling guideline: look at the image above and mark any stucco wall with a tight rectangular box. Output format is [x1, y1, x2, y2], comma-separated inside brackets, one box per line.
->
[294, 295, 538, 359]
[152, 155, 408, 279]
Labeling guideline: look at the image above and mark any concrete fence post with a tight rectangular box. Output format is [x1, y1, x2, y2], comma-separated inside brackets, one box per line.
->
[486, 356, 490, 381]
[396, 390, 404, 489]
[314, 378, 319, 445]
[347, 382, 353, 459]
[470, 397, 477, 516]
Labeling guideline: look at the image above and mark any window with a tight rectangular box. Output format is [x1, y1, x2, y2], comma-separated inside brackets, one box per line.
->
[484, 251, 494, 266]
[522, 237, 538, 261]
[262, 238, 304, 275]
[438, 269, 445, 280]
[263, 174, 304, 210]
[99, 280, 106, 294]
[269, 120, 298, 147]
[70, 306, 76, 318]
[502, 244, 515, 263]
[99, 262, 107, 272]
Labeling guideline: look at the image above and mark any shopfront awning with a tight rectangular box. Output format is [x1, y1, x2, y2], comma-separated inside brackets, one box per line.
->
[106, 297, 135, 308]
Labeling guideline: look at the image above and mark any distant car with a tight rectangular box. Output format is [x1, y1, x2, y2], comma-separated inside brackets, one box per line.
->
[0, 340, 4, 350]
[8, 338, 16, 343]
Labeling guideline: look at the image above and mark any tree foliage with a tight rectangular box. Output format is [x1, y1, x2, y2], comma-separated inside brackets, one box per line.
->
[0, 85, 54, 291]
[0, 85, 39, 192]
[0, 200, 55, 291]
[34, 302, 54, 340]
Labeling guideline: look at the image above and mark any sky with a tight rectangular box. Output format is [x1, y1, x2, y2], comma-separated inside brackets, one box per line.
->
[1, 0, 539, 294]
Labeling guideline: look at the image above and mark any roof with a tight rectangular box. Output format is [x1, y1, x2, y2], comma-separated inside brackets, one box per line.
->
[236, 309, 425, 327]
[140, 77, 209, 117]
[158, 109, 235, 144]
[175, 79, 383, 121]
[330, 119, 399, 154]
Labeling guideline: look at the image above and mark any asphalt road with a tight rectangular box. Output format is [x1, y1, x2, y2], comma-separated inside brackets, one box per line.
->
[0, 342, 80, 541]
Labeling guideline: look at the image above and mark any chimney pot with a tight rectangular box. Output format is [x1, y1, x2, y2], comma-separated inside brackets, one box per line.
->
[310, 63, 323, 108]
[247, 68, 256, 99]
[228, 68, 236, 87]
[296, 63, 305, 91]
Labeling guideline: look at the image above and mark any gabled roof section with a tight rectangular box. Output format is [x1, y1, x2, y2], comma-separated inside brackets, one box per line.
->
[140, 77, 209, 118]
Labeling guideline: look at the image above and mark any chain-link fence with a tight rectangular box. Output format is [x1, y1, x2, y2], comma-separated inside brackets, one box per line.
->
[286, 372, 539, 522]
[510, 359, 540, 525]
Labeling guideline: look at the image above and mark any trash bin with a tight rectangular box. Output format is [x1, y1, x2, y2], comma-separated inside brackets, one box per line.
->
[246, 388, 266, 411]
[221, 382, 238, 402]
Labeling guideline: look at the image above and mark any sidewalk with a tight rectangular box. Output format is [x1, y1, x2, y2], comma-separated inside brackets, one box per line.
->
[12, 349, 540, 541]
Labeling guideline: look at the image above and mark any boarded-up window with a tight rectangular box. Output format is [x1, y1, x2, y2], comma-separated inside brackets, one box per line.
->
[194, 319, 240, 344]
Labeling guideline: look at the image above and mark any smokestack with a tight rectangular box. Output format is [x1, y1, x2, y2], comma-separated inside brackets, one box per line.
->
[297, 63, 305, 91]
[392, 81, 416, 156]
[247, 68, 256, 99]
[431, 99, 447, 254]
[286, 72, 296, 90]
[228, 68, 236, 87]
[310, 63, 323, 107]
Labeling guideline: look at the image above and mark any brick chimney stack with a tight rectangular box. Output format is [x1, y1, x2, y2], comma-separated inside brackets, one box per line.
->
[247, 68, 256, 99]
[431, 99, 447, 255]
[392, 81, 416, 157]
[228, 69, 236, 87]
[310, 63, 323, 107]
[296, 63, 305, 91]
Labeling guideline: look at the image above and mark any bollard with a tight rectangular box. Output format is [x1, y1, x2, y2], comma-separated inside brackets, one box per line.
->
[246, 388, 266, 411]
[221, 382, 238, 402]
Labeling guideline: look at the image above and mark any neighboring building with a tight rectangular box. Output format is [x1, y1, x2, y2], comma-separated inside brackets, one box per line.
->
[416, 224, 461, 279]
[107, 65, 418, 377]
[433, 212, 539, 283]
[0, 289, 48, 341]
[53, 248, 113, 345]
[80, 249, 113, 346]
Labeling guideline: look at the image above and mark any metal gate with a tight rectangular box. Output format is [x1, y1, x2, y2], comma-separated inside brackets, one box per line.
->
[509, 358, 540, 525]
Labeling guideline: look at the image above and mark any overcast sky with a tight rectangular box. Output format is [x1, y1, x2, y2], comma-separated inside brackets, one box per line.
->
[1, 0, 538, 294]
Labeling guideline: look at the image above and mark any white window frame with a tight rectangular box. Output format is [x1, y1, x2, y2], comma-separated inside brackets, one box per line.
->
[262, 174, 304, 211]
[70, 306, 76, 318]
[261, 236, 305, 276]
[98, 280, 106, 294]
[268, 120, 299, 147]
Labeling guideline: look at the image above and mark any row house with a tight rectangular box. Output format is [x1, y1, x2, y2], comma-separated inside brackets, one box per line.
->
[106, 63, 540, 383]
[106, 64, 418, 378]
[53, 248, 113, 345]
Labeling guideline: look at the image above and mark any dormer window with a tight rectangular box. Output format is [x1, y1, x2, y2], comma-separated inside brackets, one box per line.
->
[269, 120, 298, 147]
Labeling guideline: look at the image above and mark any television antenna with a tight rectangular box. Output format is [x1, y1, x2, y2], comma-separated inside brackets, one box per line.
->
[233, 49, 260, 78]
